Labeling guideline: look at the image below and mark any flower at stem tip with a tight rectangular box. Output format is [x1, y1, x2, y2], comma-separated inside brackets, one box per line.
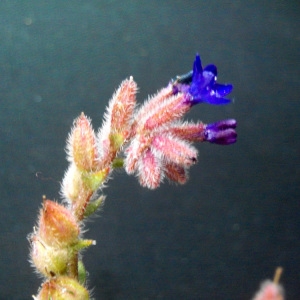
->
[173, 53, 233, 106]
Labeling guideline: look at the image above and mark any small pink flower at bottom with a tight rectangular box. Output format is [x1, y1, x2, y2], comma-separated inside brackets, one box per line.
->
[252, 280, 284, 300]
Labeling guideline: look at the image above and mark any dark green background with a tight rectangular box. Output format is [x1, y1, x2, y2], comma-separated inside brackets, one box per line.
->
[0, 1, 299, 299]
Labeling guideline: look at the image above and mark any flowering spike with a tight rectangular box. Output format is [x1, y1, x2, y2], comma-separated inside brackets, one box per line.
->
[30, 52, 238, 298]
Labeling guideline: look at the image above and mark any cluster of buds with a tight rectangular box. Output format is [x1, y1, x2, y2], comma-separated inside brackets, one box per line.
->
[29, 54, 237, 299]
[29, 198, 94, 299]
[124, 54, 236, 188]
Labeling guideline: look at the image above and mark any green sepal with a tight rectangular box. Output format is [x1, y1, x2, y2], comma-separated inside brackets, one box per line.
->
[73, 239, 96, 252]
[112, 157, 124, 169]
[84, 195, 105, 218]
[78, 260, 87, 284]
[109, 132, 124, 150]
[82, 169, 109, 191]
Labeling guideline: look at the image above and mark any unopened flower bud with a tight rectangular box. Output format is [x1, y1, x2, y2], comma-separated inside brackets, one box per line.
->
[205, 119, 237, 145]
[110, 76, 137, 137]
[35, 276, 89, 300]
[97, 78, 137, 168]
[61, 164, 109, 219]
[138, 150, 162, 189]
[166, 121, 206, 142]
[137, 91, 190, 132]
[67, 112, 98, 171]
[38, 200, 79, 247]
[30, 236, 70, 277]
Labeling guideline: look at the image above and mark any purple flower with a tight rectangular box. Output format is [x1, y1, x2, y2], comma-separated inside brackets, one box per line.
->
[204, 119, 237, 145]
[174, 54, 233, 105]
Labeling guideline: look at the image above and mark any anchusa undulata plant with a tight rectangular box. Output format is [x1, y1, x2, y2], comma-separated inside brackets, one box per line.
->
[28, 54, 284, 299]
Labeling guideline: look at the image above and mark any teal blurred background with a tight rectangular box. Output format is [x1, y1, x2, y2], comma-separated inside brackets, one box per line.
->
[0, 1, 299, 299]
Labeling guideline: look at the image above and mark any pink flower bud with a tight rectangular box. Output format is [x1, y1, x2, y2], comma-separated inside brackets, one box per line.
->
[137, 149, 162, 189]
[166, 121, 206, 142]
[137, 92, 190, 132]
[124, 135, 149, 174]
[110, 76, 137, 137]
[97, 77, 137, 168]
[67, 112, 98, 171]
[152, 134, 198, 167]
[133, 85, 182, 130]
